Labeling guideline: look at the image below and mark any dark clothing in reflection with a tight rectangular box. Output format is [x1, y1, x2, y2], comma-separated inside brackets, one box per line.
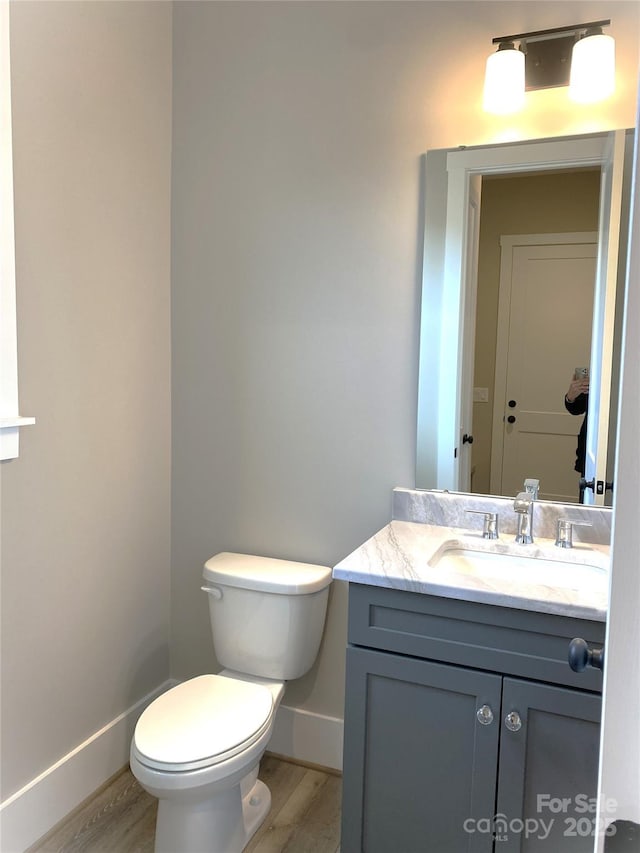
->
[565, 392, 588, 476]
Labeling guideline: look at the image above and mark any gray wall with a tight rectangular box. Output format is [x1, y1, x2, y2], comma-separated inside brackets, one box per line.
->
[170, 0, 422, 713]
[170, 1, 639, 719]
[1, 2, 172, 797]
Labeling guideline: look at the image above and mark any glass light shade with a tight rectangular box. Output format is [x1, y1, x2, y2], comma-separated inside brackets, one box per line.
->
[483, 46, 525, 114]
[569, 33, 615, 103]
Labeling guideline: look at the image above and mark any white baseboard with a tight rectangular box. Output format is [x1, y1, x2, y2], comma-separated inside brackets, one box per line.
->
[269, 704, 343, 773]
[0, 680, 173, 853]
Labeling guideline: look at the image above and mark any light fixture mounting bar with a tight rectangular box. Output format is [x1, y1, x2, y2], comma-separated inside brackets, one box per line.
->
[491, 20, 610, 45]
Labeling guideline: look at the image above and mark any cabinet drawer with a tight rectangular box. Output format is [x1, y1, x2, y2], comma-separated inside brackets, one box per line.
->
[348, 583, 604, 692]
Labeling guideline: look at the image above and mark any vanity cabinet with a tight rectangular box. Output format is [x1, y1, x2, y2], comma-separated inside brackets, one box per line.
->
[341, 584, 604, 853]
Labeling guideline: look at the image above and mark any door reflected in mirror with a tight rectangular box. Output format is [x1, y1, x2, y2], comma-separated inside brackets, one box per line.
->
[472, 170, 601, 504]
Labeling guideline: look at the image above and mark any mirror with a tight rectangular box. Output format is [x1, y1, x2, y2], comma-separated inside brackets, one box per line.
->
[416, 130, 634, 505]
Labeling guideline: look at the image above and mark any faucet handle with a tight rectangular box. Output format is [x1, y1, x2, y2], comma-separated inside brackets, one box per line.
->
[555, 518, 592, 549]
[524, 478, 540, 499]
[465, 510, 499, 539]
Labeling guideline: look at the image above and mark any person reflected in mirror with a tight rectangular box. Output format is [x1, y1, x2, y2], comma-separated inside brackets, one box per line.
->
[565, 370, 589, 499]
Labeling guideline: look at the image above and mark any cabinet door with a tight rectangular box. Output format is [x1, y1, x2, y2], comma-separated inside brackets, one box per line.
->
[341, 646, 502, 853]
[496, 677, 602, 852]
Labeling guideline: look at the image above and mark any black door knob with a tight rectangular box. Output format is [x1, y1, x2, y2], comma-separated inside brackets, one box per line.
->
[507, 415, 516, 424]
[594, 480, 615, 495]
[508, 400, 517, 408]
[568, 638, 604, 672]
[462, 433, 474, 445]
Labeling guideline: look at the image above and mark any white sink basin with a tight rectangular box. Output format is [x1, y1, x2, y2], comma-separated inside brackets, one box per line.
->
[429, 544, 607, 591]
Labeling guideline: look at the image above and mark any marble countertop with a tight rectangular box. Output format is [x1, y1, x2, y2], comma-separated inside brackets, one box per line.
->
[333, 520, 609, 622]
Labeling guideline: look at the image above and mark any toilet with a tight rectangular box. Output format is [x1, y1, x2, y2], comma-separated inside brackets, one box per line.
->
[130, 552, 332, 853]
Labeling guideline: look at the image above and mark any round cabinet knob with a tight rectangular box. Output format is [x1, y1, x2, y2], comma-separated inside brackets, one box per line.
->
[476, 705, 494, 726]
[507, 415, 516, 424]
[505, 711, 522, 732]
[568, 638, 605, 672]
[508, 400, 517, 408]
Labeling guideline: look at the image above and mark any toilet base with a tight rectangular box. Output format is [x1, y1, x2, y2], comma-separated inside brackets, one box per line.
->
[154, 776, 271, 853]
[241, 779, 272, 844]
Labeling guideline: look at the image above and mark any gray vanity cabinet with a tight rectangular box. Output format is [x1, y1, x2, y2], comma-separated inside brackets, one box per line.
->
[343, 645, 502, 853]
[341, 584, 604, 853]
[495, 677, 601, 852]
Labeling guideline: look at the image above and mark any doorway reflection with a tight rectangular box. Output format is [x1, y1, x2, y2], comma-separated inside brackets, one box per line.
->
[470, 168, 601, 503]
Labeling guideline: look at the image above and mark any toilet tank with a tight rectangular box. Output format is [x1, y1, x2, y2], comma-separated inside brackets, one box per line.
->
[202, 553, 332, 680]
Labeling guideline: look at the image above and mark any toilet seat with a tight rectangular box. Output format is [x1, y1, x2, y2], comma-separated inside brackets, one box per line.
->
[132, 674, 275, 773]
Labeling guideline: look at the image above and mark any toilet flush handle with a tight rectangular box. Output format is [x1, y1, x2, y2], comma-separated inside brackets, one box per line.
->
[200, 585, 223, 600]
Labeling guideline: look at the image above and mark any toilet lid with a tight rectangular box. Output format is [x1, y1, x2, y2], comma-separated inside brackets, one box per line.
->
[133, 675, 274, 772]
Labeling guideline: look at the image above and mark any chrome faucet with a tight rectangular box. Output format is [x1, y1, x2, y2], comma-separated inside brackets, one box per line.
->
[514, 492, 534, 544]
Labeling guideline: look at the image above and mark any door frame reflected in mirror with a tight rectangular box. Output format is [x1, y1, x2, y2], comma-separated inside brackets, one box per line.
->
[416, 130, 633, 505]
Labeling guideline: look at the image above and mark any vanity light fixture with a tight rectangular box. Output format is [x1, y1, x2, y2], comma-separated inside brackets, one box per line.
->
[483, 20, 615, 114]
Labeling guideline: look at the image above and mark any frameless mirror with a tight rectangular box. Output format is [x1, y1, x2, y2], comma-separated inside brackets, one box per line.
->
[416, 130, 634, 506]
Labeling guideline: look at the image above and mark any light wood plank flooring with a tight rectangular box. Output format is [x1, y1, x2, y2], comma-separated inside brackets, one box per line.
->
[28, 754, 341, 853]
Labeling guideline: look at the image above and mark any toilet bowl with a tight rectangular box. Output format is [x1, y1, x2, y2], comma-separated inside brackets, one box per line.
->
[130, 553, 332, 853]
[131, 673, 284, 853]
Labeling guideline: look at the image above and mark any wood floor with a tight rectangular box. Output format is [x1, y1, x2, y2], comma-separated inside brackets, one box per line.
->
[28, 754, 342, 853]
